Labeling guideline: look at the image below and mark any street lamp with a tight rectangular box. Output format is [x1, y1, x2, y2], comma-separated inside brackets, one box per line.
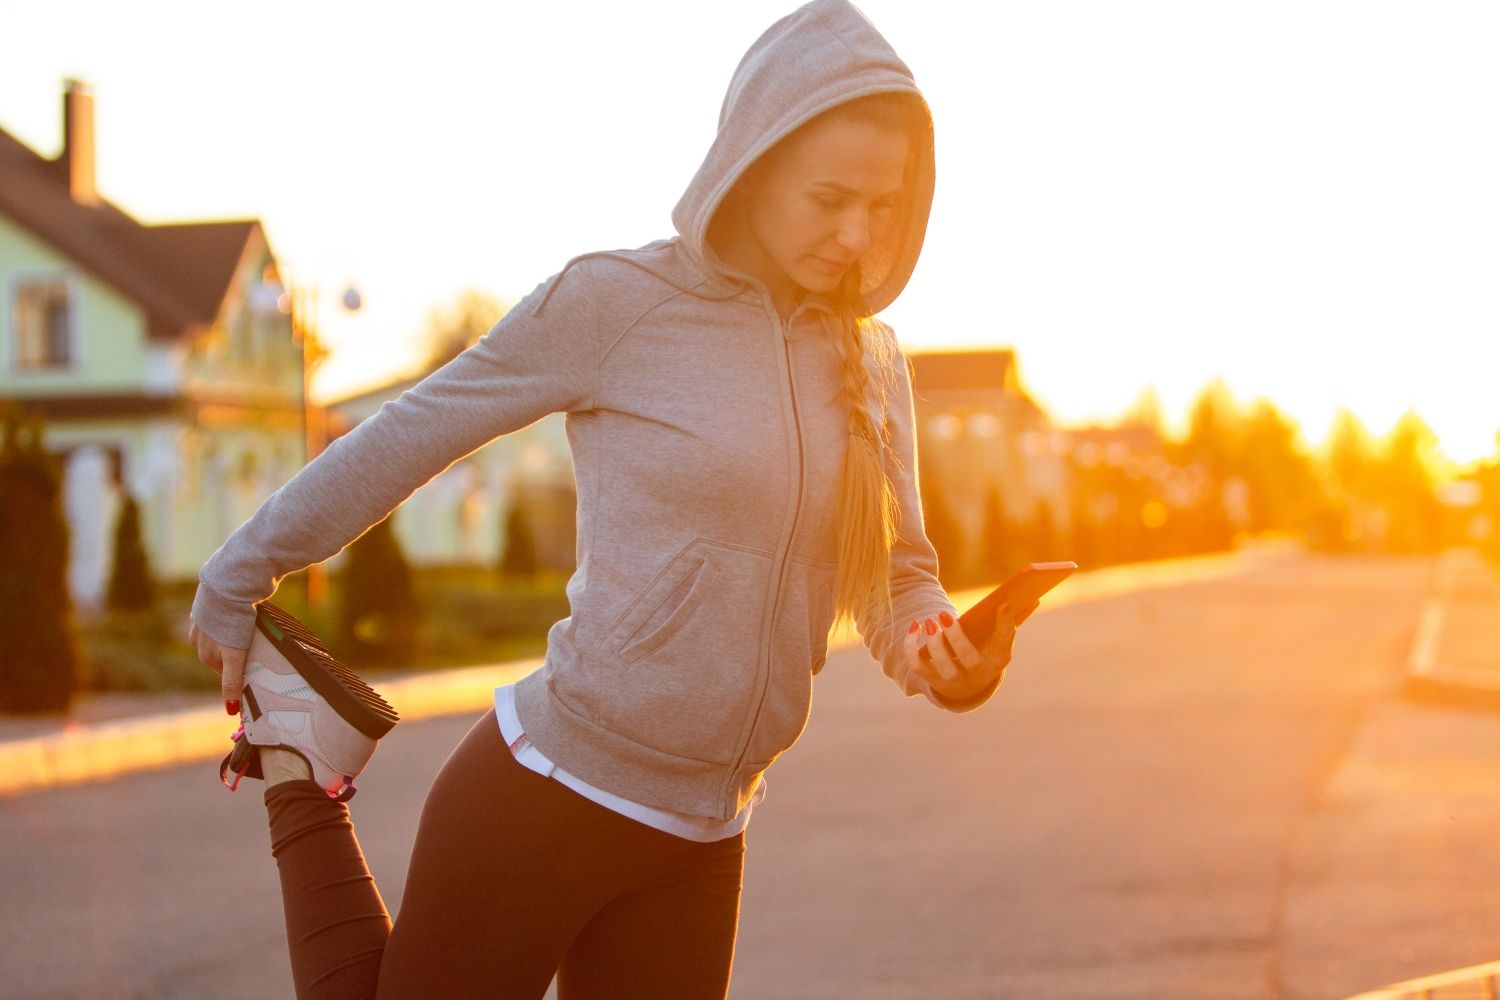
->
[281, 277, 363, 615]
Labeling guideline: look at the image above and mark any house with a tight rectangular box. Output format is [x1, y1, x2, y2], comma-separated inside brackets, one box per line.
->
[907, 347, 1072, 580]
[324, 372, 579, 574]
[0, 79, 306, 609]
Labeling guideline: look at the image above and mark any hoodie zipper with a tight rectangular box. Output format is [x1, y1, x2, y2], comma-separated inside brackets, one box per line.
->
[722, 299, 806, 811]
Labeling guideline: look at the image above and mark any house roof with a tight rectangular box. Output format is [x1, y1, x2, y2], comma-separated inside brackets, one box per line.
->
[0, 124, 260, 340]
[909, 348, 1024, 396]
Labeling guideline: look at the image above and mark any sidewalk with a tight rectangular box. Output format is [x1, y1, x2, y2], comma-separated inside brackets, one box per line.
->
[1406, 548, 1500, 709]
[1332, 548, 1500, 1000]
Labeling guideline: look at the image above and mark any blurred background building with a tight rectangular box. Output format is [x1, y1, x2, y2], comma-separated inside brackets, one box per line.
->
[324, 377, 577, 576]
[0, 79, 304, 611]
[907, 348, 1071, 586]
[0, 79, 579, 611]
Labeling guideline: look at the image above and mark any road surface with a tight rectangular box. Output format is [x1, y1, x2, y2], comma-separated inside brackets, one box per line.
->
[5, 549, 1500, 998]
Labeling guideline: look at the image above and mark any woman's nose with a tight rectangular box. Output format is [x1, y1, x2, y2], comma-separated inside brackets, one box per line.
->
[833, 209, 875, 258]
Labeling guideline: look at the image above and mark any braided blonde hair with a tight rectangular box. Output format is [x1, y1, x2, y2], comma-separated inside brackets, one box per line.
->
[829, 286, 901, 633]
[814, 91, 932, 633]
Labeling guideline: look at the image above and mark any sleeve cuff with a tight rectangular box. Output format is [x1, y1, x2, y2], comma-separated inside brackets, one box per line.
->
[190, 581, 258, 650]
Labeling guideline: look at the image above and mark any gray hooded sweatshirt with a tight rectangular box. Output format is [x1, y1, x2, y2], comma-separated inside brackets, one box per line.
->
[192, 0, 1000, 822]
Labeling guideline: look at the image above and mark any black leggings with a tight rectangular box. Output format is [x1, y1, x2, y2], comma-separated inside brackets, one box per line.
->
[264, 709, 747, 999]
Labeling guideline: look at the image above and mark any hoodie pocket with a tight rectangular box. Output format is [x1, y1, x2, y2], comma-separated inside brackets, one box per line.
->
[607, 551, 720, 666]
[597, 537, 772, 765]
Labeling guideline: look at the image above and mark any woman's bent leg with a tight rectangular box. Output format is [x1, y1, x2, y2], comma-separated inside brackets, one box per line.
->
[265, 782, 392, 998]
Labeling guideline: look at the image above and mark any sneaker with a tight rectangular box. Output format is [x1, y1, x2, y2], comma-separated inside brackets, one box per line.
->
[219, 601, 399, 801]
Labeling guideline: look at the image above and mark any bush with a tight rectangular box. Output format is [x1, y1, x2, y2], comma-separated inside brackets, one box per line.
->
[108, 493, 158, 612]
[0, 402, 83, 713]
[81, 600, 216, 693]
[78, 567, 572, 691]
[405, 566, 570, 669]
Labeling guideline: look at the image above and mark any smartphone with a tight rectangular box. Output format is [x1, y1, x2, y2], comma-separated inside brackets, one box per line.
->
[918, 560, 1077, 662]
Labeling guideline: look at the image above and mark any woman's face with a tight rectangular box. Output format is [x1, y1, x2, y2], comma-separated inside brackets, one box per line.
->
[723, 114, 910, 309]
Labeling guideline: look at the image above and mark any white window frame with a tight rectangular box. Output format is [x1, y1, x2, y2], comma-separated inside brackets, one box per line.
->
[6, 268, 80, 373]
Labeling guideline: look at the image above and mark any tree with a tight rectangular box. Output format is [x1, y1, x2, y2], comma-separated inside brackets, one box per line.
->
[1323, 408, 1378, 502]
[107, 493, 157, 611]
[422, 289, 510, 369]
[1179, 378, 1244, 483]
[1122, 385, 1167, 437]
[1240, 398, 1321, 533]
[336, 514, 420, 665]
[1316, 408, 1381, 549]
[0, 402, 82, 712]
[1376, 411, 1446, 553]
[498, 484, 539, 583]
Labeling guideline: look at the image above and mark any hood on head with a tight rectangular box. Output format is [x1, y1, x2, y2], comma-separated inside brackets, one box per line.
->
[671, 0, 936, 316]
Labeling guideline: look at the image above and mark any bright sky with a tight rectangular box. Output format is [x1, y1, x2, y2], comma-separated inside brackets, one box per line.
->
[3, 1, 1496, 468]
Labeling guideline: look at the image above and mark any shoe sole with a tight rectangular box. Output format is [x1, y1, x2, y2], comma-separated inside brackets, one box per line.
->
[250, 601, 400, 740]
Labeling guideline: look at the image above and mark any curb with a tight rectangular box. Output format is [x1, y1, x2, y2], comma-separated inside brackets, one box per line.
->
[0, 658, 538, 798]
[1403, 549, 1500, 711]
[1343, 958, 1500, 1000]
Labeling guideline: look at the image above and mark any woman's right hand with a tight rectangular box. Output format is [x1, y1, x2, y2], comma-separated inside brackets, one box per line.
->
[188, 616, 250, 716]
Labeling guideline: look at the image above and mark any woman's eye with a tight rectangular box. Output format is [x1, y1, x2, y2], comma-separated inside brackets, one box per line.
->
[812, 195, 895, 213]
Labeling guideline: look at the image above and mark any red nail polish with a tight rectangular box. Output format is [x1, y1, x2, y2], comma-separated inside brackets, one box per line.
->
[925, 619, 937, 635]
[226, 700, 240, 716]
[939, 611, 954, 627]
[909, 621, 919, 633]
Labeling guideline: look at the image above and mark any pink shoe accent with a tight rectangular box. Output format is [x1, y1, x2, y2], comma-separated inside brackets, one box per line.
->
[227, 763, 248, 792]
[324, 777, 357, 802]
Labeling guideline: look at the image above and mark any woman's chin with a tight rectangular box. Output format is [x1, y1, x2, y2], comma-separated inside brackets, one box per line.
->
[797, 269, 844, 293]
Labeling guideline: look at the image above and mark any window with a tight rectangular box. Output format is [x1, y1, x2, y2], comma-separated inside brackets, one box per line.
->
[12, 275, 73, 369]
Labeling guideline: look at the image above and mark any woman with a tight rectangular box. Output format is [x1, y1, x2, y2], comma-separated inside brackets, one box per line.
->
[189, 1, 1017, 996]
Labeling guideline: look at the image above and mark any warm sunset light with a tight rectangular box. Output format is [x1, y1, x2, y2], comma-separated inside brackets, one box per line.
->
[2, 1, 1493, 471]
[7, 5, 1500, 998]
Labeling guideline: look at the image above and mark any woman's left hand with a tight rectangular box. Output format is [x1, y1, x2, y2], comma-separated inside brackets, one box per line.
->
[903, 605, 1032, 703]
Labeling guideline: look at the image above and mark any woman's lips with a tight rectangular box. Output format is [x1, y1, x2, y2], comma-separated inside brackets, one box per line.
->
[814, 256, 853, 272]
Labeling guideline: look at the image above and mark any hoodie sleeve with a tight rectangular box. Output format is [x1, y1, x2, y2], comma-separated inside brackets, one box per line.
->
[855, 333, 1002, 713]
[190, 258, 600, 650]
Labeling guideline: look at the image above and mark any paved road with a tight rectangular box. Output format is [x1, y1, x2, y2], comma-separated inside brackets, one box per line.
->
[5, 550, 1500, 998]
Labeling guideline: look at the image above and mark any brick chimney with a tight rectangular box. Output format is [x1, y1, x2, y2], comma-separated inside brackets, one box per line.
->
[58, 78, 99, 206]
